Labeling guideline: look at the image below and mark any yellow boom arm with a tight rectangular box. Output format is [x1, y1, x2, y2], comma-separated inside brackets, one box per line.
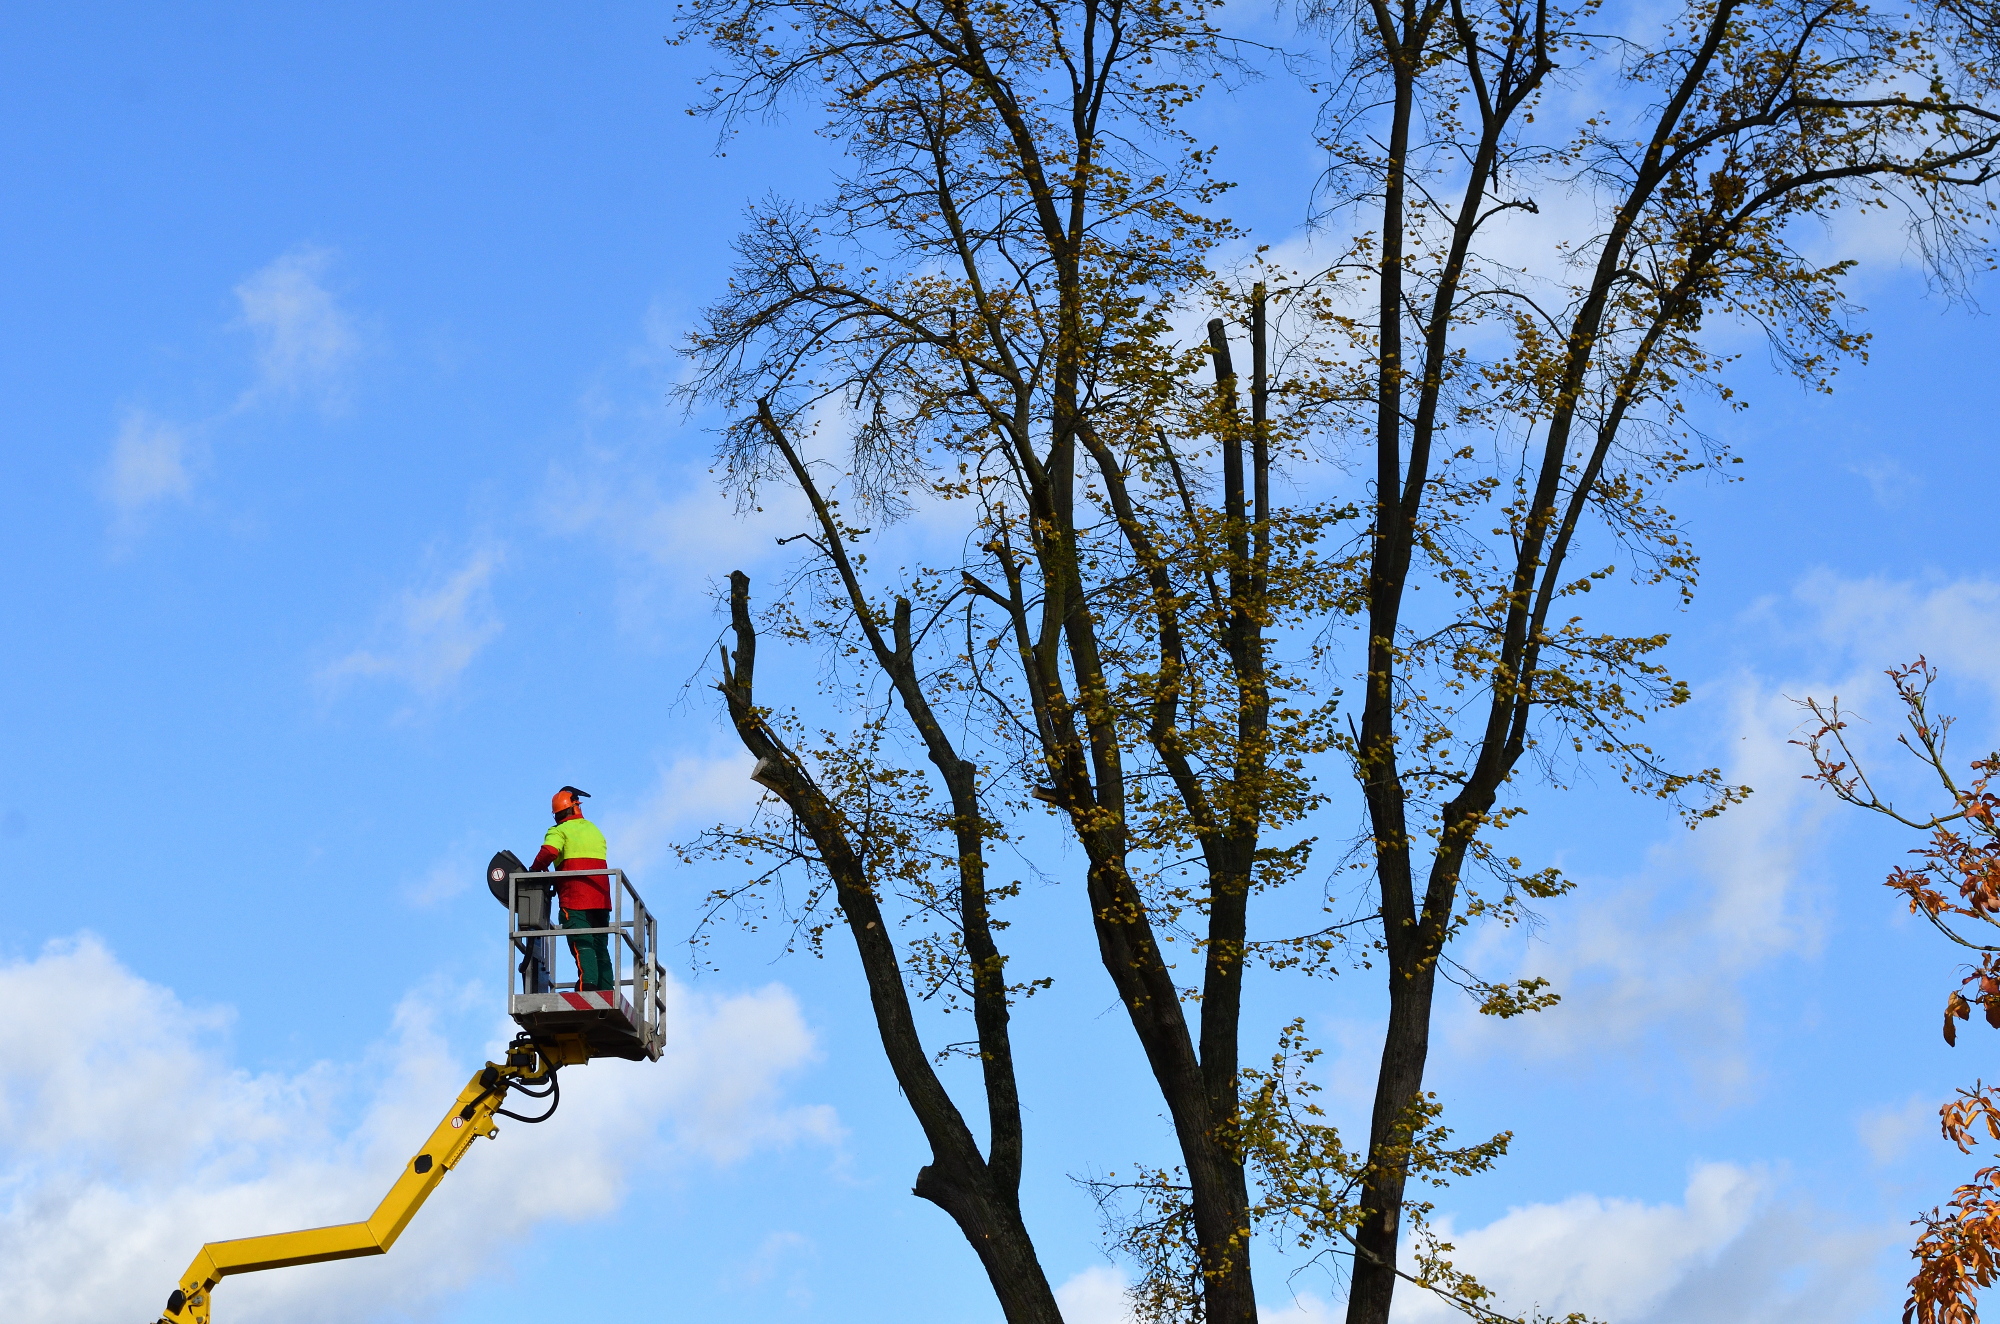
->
[156, 1042, 577, 1324]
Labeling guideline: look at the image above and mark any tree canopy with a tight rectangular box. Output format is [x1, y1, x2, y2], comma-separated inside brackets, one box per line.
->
[672, 0, 2000, 1319]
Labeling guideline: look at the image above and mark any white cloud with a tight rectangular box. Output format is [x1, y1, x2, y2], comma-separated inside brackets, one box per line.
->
[1453, 674, 1831, 1097]
[0, 933, 834, 1324]
[1057, 1264, 1136, 1324]
[1042, 1263, 1437, 1324]
[403, 840, 484, 909]
[1055, 1166, 1892, 1324]
[1466, 179, 1610, 290]
[1389, 1164, 1892, 1324]
[1454, 572, 2000, 1089]
[541, 452, 797, 634]
[102, 247, 364, 539]
[234, 246, 360, 408]
[101, 410, 197, 520]
[1776, 571, 2000, 702]
[1858, 1094, 1936, 1168]
[1263, 1291, 1341, 1324]
[1053, 1264, 1351, 1324]
[1847, 457, 1923, 510]
[604, 751, 762, 877]
[321, 547, 505, 698]
[537, 299, 854, 636]
[655, 974, 840, 1162]
[1394, 1164, 1760, 1322]
[724, 1229, 818, 1296]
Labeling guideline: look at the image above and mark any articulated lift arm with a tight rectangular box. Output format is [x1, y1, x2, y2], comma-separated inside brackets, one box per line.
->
[155, 1037, 581, 1324]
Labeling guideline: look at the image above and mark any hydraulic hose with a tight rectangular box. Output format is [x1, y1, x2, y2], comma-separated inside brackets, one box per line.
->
[495, 1070, 559, 1123]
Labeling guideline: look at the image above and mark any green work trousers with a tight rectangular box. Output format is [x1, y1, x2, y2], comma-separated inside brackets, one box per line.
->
[561, 907, 614, 992]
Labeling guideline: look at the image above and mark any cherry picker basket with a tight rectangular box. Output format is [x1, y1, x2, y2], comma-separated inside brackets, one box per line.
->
[488, 857, 665, 1062]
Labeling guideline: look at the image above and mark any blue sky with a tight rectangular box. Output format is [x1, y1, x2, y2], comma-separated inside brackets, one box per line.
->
[5, 4, 2000, 1322]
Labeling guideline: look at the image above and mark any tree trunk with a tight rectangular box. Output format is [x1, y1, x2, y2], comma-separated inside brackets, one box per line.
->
[1345, 961, 1440, 1320]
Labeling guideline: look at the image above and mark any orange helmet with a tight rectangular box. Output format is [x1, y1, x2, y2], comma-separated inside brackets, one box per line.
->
[551, 786, 591, 821]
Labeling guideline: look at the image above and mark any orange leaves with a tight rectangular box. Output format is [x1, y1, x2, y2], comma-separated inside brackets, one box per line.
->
[1947, 991, 1970, 1046]
[1906, 1089, 2000, 1322]
[1800, 663, 2000, 1046]
[1940, 1084, 2000, 1155]
[1907, 1160, 2000, 1324]
[1804, 665, 2000, 1324]
[1943, 959, 2000, 1046]
[1890, 867, 1957, 923]
[1933, 943, 2000, 1053]
[1981, 961, 2000, 1031]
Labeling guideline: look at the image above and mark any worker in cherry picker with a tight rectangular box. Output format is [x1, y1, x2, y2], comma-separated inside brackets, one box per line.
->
[530, 786, 613, 992]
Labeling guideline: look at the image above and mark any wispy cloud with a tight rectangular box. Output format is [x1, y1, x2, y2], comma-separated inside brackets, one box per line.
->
[101, 246, 364, 538]
[1775, 570, 2000, 700]
[1847, 457, 1923, 510]
[101, 410, 197, 525]
[540, 451, 798, 638]
[721, 1230, 819, 1303]
[603, 751, 761, 877]
[537, 300, 824, 636]
[1488, 676, 1832, 1080]
[1, 933, 836, 1324]
[1444, 672, 1832, 1102]
[234, 246, 360, 410]
[1390, 1164, 1891, 1324]
[320, 547, 505, 699]
[401, 836, 491, 909]
[1056, 1167, 1892, 1324]
[1451, 571, 2000, 1093]
[1858, 1094, 1935, 1168]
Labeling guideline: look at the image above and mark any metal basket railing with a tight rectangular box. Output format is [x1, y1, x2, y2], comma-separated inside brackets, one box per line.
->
[503, 868, 664, 1060]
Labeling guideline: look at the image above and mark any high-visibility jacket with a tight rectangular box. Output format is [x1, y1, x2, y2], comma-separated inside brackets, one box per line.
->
[539, 816, 611, 909]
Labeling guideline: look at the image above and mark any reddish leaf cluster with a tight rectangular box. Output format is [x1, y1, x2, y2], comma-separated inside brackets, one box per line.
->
[1946, 960, 2000, 1048]
[1799, 660, 2000, 1324]
[1909, 1087, 2000, 1324]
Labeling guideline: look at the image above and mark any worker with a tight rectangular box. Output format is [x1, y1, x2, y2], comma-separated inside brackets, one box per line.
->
[530, 786, 614, 992]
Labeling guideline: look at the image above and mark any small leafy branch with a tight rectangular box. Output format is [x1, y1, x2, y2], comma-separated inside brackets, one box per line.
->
[1800, 660, 2000, 1324]
[1085, 1019, 1597, 1324]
